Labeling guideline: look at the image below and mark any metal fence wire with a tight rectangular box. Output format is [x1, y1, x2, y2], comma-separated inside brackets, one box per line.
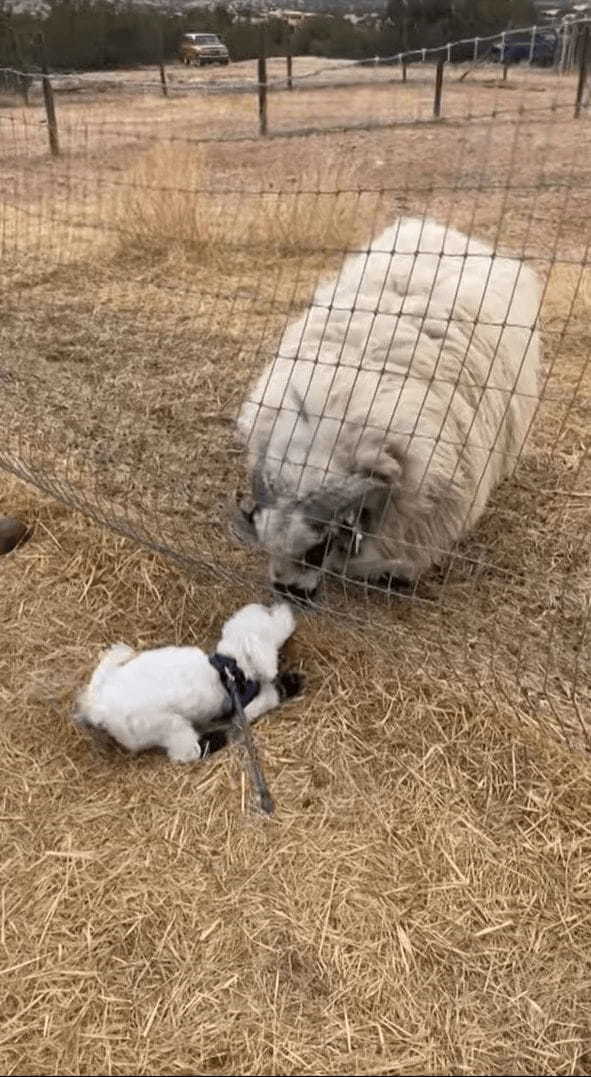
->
[1, 26, 590, 751]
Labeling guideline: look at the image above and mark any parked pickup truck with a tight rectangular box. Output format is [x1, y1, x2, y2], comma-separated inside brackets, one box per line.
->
[179, 33, 230, 67]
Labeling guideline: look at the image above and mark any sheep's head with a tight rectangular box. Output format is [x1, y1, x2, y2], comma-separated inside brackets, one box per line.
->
[234, 452, 400, 603]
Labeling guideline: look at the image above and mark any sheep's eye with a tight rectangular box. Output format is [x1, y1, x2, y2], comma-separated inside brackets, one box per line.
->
[303, 535, 329, 568]
[341, 508, 371, 534]
[308, 519, 326, 535]
[240, 501, 259, 525]
[233, 501, 260, 546]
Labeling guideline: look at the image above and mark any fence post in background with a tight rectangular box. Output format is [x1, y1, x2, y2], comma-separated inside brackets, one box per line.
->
[568, 17, 578, 70]
[528, 25, 537, 65]
[258, 25, 268, 136]
[574, 22, 590, 118]
[37, 33, 59, 157]
[559, 18, 568, 73]
[286, 32, 293, 90]
[11, 29, 30, 105]
[401, 14, 408, 82]
[157, 26, 168, 98]
[500, 31, 509, 82]
[433, 52, 444, 118]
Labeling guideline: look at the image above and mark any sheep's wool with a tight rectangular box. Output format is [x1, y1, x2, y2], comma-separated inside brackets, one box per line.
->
[238, 216, 541, 588]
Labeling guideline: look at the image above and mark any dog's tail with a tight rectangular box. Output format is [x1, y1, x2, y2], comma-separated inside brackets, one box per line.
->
[76, 643, 135, 728]
[90, 643, 135, 686]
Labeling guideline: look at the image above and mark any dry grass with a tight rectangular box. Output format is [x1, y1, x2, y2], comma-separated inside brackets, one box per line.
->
[2, 475, 591, 1076]
[113, 142, 364, 261]
[1, 60, 591, 1075]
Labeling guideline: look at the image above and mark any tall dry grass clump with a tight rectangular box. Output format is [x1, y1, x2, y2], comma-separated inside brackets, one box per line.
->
[112, 141, 371, 267]
[112, 144, 215, 259]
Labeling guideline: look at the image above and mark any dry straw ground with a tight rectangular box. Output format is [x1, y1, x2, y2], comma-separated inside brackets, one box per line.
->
[1, 60, 591, 1075]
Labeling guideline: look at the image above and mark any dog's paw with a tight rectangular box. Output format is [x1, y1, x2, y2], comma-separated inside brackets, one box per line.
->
[275, 670, 305, 701]
[199, 729, 231, 758]
[167, 739, 202, 764]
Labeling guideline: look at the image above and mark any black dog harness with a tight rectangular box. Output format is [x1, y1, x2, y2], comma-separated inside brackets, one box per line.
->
[208, 653, 260, 714]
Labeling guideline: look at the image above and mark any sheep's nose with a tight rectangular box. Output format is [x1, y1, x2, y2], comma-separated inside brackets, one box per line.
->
[272, 582, 317, 606]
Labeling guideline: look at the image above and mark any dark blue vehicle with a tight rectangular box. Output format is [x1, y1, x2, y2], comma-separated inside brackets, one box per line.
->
[490, 33, 558, 67]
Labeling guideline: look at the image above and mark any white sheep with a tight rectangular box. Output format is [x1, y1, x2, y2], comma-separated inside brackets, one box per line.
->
[235, 216, 541, 601]
[74, 603, 303, 762]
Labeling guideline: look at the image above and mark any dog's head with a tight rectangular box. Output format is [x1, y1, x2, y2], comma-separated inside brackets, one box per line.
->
[217, 601, 297, 681]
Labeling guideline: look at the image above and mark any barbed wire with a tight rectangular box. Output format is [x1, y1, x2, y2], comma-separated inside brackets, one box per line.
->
[0, 18, 587, 97]
[0, 98, 581, 151]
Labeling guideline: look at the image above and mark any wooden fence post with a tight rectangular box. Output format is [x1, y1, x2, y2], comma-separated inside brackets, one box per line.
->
[37, 33, 59, 157]
[157, 26, 168, 98]
[500, 31, 509, 82]
[11, 28, 30, 105]
[258, 26, 268, 136]
[575, 22, 590, 118]
[286, 30, 292, 90]
[433, 53, 444, 118]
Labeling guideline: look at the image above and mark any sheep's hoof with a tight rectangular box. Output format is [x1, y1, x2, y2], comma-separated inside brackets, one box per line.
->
[376, 574, 415, 595]
[273, 582, 317, 607]
[276, 671, 305, 701]
[0, 516, 31, 556]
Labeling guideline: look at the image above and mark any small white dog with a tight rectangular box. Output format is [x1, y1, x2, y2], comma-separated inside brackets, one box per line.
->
[75, 603, 302, 763]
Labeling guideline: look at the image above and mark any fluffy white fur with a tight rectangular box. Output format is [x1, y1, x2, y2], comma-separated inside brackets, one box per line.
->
[236, 216, 542, 597]
[75, 603, 297, 762]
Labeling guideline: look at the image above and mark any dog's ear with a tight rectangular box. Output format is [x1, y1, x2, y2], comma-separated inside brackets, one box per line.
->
[243, 636, 279, 683]
[73, 700, 90, 729]
[73, 702, 119, 752]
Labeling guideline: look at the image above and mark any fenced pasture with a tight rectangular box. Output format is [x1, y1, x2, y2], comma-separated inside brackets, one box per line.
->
[1, 39, 591, 1076]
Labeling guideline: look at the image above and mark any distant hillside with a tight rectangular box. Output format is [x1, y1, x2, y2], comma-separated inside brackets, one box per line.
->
[0, 0, 548, 73]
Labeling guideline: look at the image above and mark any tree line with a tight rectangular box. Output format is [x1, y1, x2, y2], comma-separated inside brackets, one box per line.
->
[0, 0, 538, 73]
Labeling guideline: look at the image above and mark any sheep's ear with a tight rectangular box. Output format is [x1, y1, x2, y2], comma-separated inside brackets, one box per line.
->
[230, 493, 259, 546]
[252, 461, 272, 506]
[352, 439, 403, 488]
[326, 445, 402, 525]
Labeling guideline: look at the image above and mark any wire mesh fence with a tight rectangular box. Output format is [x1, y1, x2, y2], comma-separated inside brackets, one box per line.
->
[1, 26, 590, 750]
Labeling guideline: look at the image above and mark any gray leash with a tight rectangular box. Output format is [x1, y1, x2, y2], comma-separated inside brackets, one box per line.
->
[224, 669, 274, 816]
